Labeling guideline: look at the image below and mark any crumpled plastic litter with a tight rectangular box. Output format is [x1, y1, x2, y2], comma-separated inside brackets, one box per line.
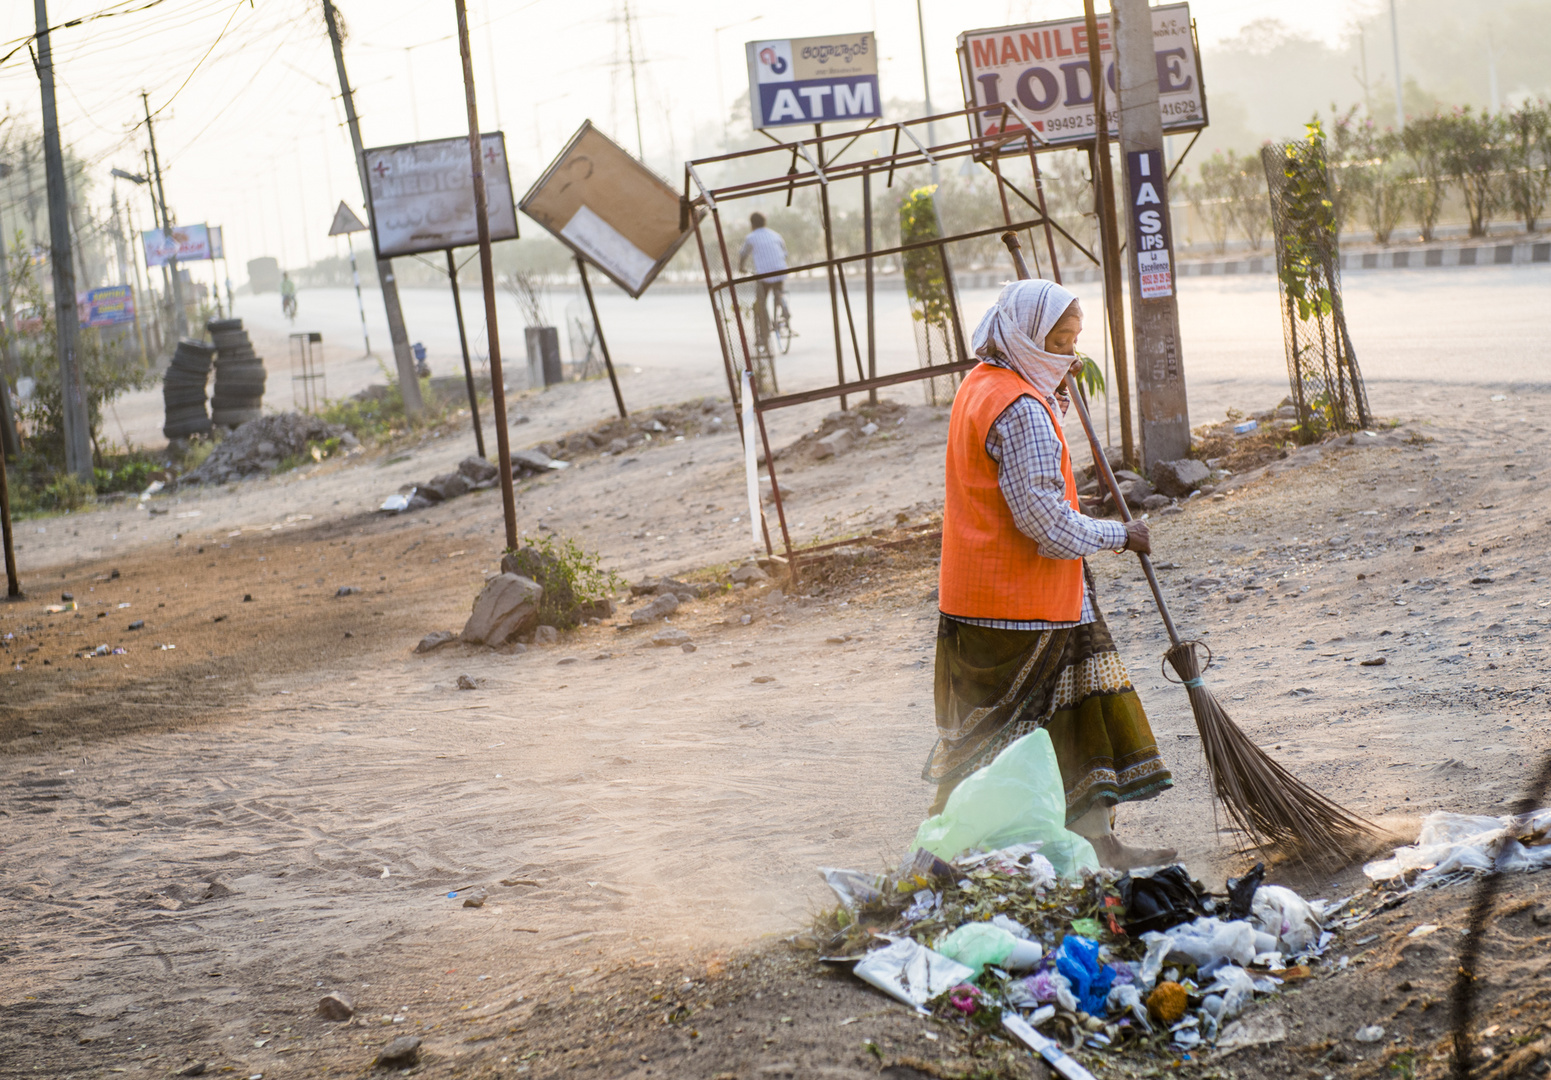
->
[1106, 983, 1153, 1032]
[935, 922, 1044, 976]
[1118, 865, 1207, 935]
[1250, 884, 1323, 956]
[1199, 964, 1279, 1022]
[903, 889, 939, 922]
[852, 936, 975, 1010]
[958, 843, 1060, 891]
[1053, 935, 1114, 1016]
[1363, 809, 1551, 886]
[819, 867, 883, 911]
[1226, 862, 1266, 920]
[1022, 969, 1079, 1013]
[1139, 918, 1276, 982]
[379, 492, 411, 512]
[990, 913, 1031, 939]
[912, 730, 1098, 879]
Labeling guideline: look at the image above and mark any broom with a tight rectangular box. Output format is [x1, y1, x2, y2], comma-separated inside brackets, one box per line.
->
[1000, 232, 1376, 862]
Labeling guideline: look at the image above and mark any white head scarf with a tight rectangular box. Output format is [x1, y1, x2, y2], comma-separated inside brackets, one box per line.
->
[970, 279, 1081, 397]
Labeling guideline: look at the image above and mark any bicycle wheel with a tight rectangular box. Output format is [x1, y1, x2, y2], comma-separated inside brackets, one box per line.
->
[775, 311, 795, 355]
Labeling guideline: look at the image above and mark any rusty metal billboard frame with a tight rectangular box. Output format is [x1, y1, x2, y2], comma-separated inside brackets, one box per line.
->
[682, 103, 1101, 578]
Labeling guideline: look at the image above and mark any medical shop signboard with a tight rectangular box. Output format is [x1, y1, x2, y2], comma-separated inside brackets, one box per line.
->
[956, 3, 1205, 149]
[363, 133, 518, 259]
[746, 32, 881, 129]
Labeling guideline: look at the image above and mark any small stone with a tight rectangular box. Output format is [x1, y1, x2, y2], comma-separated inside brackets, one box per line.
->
[374, 1035, 422, 1068]
[729, 562, 769, 586]
[651, 628, 691, 647]
[510, 447, 555, 474]
[1360, 656, 1386, 666]
[457, 674, 480, 690]
[457, 456, 498, 484]
[532, 624, 559, 645]
[422, 472, 470, 502]
[1151, 458, 1210, 497]
[127, 620, 144, 630]
[607, 437, 628, 454]
[201, 881, 236, 900]
[1353, 1025, 1384, 1043]
[177, 1063, 208, 1077]
[681, 642, 697, 653]
[243, 593, 253, 602]
[462, 889, 488, 908]
[335, 586, 361, 597]
[630, 592, 679, 624]
[316, 992, 354, 1021]
[415, 630, 457, 653]
[814, 428, 855, 458]
[752, 675, 776, 684]
[1141, 494, 1171, 511]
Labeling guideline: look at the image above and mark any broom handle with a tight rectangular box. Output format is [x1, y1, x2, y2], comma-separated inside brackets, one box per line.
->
[1000, 232, 1183, 649]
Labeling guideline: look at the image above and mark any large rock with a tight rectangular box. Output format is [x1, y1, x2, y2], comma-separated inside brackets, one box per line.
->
[1151, 458, 1211, 498]
[462, 574, 544, 646]
[421, 472, 470, 502]
[1116, 477, 1153, 510]
[630, 592, 678, 624]
[374, 1036, 422, 1068]
[510, 448, 556, 475]
[457, 456, 498, 484]
[814, 429, 856, 459]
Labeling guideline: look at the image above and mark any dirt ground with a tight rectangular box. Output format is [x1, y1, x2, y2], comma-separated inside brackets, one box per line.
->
[2, 371, 1549, 1080]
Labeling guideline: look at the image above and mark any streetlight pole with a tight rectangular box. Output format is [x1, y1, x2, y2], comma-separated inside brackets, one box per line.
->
[915, 0, 938, 182]
[1388, 0, 1405, 126]
[142, 91, 188, 338]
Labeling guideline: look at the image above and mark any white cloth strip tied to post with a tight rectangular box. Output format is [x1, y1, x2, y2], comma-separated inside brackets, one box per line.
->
[742, 368, 761, 547]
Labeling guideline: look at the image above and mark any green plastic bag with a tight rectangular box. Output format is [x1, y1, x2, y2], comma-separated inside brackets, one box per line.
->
[912, 728, 1099, 879]
[935, 922, 1044, 977]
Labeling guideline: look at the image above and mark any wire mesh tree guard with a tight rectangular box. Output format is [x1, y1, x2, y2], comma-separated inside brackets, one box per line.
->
[683, 104, 1102, 573]
[1261, 128, 1371, 439]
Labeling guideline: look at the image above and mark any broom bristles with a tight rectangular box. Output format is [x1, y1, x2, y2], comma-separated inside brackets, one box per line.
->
[1164, 641, 1377, 863]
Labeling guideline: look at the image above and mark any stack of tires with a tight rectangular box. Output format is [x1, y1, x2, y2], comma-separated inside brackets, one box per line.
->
[162, 338, 215, 440]
[208, 317, 266, 428]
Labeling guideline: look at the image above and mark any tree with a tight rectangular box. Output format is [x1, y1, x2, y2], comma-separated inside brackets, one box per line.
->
[1400, 115, 1451, 241]
[1347, 121, 1410, 245]
[1437, 107, 1503, 237]
[1193, 152, 1236, 253]
[1501, 101, 1551, 233]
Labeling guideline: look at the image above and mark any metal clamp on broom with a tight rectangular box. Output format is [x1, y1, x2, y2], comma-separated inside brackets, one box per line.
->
[999, 231, 1376, 862]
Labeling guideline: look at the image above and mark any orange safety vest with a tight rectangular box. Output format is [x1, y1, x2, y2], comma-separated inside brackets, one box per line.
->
[938, 363, 1086, 622]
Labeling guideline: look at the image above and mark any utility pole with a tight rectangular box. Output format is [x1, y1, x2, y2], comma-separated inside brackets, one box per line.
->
[142, 92, 187, 338]
[35, 0, 93, 480]
[622, 0, 645, 161]
[1082, 0, 1134, 467]
[915, 0, 939, 182]
[1113, 0, 1189, 470]
[1388, 0, 1405, 126]
[322, 0, 424, 419]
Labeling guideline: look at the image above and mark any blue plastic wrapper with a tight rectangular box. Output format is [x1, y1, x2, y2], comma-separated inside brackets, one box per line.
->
[1055, 935, 1115, 1016]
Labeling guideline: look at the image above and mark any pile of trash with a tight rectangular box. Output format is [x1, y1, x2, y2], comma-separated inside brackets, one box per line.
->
[1364, 808, 1551, 888]
[378, 451, 560, 513]
[179, 413, 356, 485]
[809, 731, 1344, 1069]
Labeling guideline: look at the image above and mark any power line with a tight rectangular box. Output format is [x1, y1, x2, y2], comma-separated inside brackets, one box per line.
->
[136, 0, 250, 128]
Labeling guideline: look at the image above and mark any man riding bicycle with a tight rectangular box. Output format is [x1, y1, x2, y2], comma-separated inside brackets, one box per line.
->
[737, 212, 788, 354]
[280, 271, 297, 319]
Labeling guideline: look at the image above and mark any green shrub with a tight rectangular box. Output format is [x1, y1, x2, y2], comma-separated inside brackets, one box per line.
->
[504, 534, 623, 630]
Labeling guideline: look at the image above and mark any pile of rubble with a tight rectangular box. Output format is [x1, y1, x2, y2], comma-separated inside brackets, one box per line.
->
[531, 397, 734, 463]
[768, 399, 908, 465]
[179, 413, 356, 485]
[380, 450, 563, 513]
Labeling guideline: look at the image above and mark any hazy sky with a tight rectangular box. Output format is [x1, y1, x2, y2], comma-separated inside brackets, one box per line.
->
[1, 0, 1377, 281]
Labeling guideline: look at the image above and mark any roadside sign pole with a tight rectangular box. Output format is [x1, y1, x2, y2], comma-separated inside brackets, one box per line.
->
[141, 92, 187, 339]
[444, 249, 487, 458]
[1114, 0, 1190, 468]
[346, 233, 371, 357]
[574, 256, 627, 419]
[454, 0, 518, 552]
[1082, 0, 1136, 468]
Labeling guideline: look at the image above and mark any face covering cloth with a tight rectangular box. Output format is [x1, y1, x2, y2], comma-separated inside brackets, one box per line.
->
[970, 278, 1081, 398]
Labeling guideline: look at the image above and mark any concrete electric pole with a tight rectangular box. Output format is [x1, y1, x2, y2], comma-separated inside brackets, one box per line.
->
[322, 0, 425, 420]
[141, 92, 187, 338]
[1113, 0, 1190, 469]
[34, 0, 93, 480]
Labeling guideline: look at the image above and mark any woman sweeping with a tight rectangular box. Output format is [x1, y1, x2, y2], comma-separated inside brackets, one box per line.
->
[926, 278, 1176, 871]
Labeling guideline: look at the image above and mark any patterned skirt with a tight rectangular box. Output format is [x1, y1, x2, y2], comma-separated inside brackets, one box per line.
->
[923, 607, 1173, 825]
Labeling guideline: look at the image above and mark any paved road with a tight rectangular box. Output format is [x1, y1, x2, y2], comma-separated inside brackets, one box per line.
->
[106, 264, 1551, 451]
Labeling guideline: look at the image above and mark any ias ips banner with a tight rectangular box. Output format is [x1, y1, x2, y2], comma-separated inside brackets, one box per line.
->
[747, 32, 881, 129]
[78, 286, 136, 328]
[956, 3, 1204, 149]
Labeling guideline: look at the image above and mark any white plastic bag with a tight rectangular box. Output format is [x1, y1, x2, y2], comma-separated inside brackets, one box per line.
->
[912, 730, 1098, 879]
[1140, 917, 1262, 976]
[1363, 809, 1551, 886]
[853, 937, 975, 1010]
[1250, 884, 1322, 955]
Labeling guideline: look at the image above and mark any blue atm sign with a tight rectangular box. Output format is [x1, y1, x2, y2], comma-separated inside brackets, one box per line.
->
[747, 32, 882, 129]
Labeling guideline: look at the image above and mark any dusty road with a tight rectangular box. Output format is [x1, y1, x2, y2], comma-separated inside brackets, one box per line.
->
[2, 268, 1549, 1078]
